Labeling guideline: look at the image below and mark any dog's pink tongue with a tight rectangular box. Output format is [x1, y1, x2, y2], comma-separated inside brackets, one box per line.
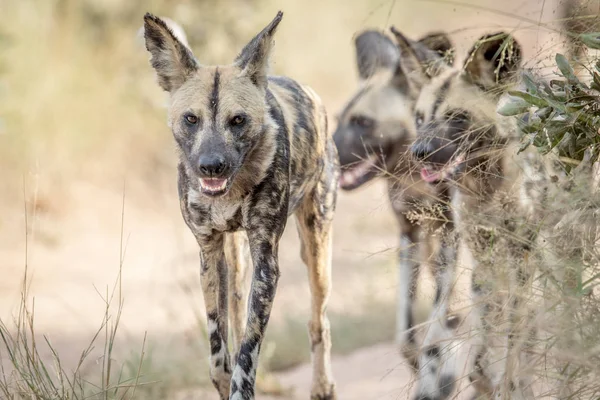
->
[420, 168, 440, 183]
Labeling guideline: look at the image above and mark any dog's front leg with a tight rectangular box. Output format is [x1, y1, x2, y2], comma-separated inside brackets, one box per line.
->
[224, 231, 250, 360]
[395, 220, 422, 372]
[414, 204, 460, 400]
[198, 233, 232, 400]
[429, 203, 457, 322]
[228, 230, 281, 400]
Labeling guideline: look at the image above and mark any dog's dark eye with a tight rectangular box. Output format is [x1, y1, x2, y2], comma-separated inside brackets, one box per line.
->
[184, 114, 198, 125]
[350, 115, 374, 129]
[231, 115, 246, 126]
[445, 110, 471, 125]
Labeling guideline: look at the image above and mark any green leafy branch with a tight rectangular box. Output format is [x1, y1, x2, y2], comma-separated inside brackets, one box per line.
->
[498, 33, 600, 171]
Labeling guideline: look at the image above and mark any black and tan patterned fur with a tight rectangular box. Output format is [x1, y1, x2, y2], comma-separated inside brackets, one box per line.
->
[560, 0, 600, 63]
[399, 31, 541, 399]
[332, 29, 458, 372]
[144, 12, 339, 400]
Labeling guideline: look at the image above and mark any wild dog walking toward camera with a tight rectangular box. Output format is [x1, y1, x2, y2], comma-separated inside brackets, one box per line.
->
[332, 30, 459, 371]
[396, 30, 540, 399]
[143, 11, 338, 400]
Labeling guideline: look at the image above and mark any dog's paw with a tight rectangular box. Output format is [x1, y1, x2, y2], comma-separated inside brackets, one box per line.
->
[413, 374, 456, 400]
[398, 340, 420, 373]
[310, 383, 336, 400]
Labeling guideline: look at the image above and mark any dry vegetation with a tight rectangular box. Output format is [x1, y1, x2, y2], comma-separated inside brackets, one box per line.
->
[1, 0, 600, 399]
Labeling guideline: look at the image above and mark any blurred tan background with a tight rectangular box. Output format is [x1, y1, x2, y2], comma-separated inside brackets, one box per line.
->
[0, 0, 571, 398]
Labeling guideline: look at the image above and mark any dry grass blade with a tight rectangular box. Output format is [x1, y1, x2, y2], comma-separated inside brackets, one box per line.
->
[0, 188, 148, 399]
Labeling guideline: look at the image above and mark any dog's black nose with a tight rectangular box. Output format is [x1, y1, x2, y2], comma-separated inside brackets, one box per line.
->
[411, 141, 433, 160]
[198, 154, 227, 177]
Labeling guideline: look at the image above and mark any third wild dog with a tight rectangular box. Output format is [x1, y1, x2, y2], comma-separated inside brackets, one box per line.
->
[398, 29, 540, 399]
[560, 0, 600, 64]
[332, 29, 458, 371]
[144, 11, 338, 400]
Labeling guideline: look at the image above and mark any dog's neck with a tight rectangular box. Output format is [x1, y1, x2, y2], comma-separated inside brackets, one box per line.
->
[455, 151, 505, 205]
[384, 141, 415, 177]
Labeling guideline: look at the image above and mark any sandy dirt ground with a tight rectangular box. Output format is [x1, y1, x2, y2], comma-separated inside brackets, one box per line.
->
[173, 342, 477, 400]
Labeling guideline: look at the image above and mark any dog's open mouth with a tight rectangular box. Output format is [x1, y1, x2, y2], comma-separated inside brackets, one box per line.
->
[339, 156, 378, 190]
[420, 154, 465, 184]
[199, 178, 229, 196]
[421, 166, 443, 183]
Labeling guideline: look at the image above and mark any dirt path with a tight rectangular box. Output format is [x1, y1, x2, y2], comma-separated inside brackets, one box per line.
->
[276, 343, 475, 400]
[174, 342, 476, 400]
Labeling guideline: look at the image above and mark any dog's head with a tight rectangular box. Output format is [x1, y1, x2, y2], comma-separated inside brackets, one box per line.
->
[332, 29, 453, 190]
[144, 12, 283, 198]
[402, 31, 522, 184]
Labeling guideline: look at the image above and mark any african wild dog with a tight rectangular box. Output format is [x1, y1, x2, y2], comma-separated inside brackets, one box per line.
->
[560, 0, 600, 64]
[332, 29, 458, 371]
[143, 12, 339, 400]
[394, 29, 540, 399]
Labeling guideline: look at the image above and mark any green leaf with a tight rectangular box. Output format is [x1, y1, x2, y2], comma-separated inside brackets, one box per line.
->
[535, 107, 552, 119]
[591, 73, 600, 91]
[545, 123, 569, 148]
[579, 32, 600, 50]
[521, 123, 542, 135]
[556, 53, 580, 84]
[546, 97, 568, 112]
[507, 90, 548, 108]
[565, 103, 587, 110]
[570, 94, 598, 102]
[521, 71, 539, 95]
[541, 80, 555, 97]
[497, 96, 531, 116]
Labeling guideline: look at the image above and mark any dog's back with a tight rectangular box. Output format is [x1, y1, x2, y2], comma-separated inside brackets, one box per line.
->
[267, 76, 332, 211]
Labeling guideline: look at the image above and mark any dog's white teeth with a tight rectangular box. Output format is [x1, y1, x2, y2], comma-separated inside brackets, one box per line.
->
[200, 178, 227, 191]
[353, 159, 375, 178]
[341, 158, 377, 188]
[356, 160, 372, 175]
[341, 172, 356, 186]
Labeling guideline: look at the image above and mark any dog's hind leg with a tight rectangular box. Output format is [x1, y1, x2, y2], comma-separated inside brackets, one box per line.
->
[295, 146, 338, 400]
[224, 231, 250, 360]
[198, 233, 232, 400]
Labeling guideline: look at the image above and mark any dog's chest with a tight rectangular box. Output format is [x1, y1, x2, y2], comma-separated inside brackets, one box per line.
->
[187, 190, 243, 235]
[209, 201, 242, 231]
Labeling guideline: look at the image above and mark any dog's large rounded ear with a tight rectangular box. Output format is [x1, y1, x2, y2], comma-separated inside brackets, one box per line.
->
[235, 11, 283, 90]
[417, 31, 454, 65]
[390, 26, 439, 93]
[354, 30, 400, 80]
[463, 32, 522, 91]
[144, 13, 199, 93]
